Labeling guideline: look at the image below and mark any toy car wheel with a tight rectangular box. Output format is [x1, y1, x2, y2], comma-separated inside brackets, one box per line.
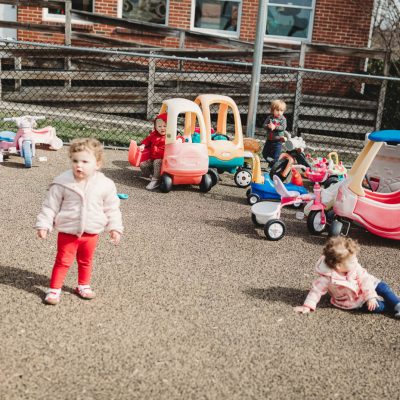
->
[22, 140, 33, 168]
[328, 220, 343, 237]
[248, 194, 260, 205]
[246, 188, 251, 198]
[199, 173, 212, 193]
[234, 169, 252, 188]
[251, 213, 263, 227]
[49, 137, 63, 150]
[324, 175, 339, 189]
[264, 219, 286, 241]
[159, 174, 172, 193]
[208, 168, 219, 187]
[307, 210, 326, 235]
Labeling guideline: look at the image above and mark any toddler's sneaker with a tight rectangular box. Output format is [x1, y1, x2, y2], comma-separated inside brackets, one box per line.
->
[394, 303, 400, 319]
[146, 178, 160, 190]
[44, 288, 61, 305]
[75, 285, 96, 300]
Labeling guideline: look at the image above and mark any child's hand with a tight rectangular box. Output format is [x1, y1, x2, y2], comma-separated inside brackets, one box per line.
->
[268, 123, 276, 131]
[37, 229, 48, 239]
[280, 136, 287, 142]
[367, 298, 378, 311]
[294, 306, 311, 314]
[139, 144, 145, 151]
[109, 230, 121, 245]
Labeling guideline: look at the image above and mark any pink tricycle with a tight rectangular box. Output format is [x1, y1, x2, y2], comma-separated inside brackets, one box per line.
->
[0, 116, 62, 168]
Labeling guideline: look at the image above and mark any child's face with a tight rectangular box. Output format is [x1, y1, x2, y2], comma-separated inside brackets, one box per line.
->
[155, 119, 167, 136]
[70, 150, 100, 182]
[335, 254, 358, 274]
[273, 108, 284, 118]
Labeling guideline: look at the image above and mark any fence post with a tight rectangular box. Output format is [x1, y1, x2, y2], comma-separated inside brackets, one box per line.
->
[292, 43, 306, 137]
[177, 31, 185, 93]
[375, 51, 390, 131]
[64, 0, 72, 88]
[147, 53, 156, 120]
[15, 57, 21, 91]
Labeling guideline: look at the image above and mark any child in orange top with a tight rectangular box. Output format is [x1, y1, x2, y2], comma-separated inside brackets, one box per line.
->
[139, 113, 167, 190]
[295, 237, 400, 318]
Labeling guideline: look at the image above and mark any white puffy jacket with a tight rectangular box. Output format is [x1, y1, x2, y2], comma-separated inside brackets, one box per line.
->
[35, 170, 123, 236]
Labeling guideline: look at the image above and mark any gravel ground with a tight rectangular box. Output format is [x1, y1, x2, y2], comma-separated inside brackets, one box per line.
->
[0, 146, 399, 400]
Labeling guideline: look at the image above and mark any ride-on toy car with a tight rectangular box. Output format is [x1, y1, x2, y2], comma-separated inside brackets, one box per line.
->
[330, 130, 400, 240]
[193, 94, 244, 186]
[129, 98, 213, 193]
[246, 139, 308, 205]
[0, 115, 62, 168]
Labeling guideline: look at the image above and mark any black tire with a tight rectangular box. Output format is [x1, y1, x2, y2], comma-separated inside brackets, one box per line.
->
[251, 213, 263, 227]
[269, 158, 291, 183]
[328, 220, 343, 237]
[247, 194, 260, 205]
[208, 168, 219, 187]
[159, 174, 172, 193]
[246, 188, 251, 198]
[307, 210, 326, 235]
[199, 173, 212, 192]
[234, 169, 252, 188]
[324, 175, 339, 189]
[264, 219, 286, 241]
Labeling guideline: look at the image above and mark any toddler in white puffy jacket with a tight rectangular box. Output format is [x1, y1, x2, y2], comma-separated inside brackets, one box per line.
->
[295, 236, 400, 318]
[35, 138, 123, 305]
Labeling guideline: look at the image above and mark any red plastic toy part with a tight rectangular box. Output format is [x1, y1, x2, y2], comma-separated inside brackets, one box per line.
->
[128, 140, 151, 167]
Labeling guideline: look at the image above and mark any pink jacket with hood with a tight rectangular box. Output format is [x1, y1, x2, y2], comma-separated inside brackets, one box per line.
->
[304, 256, 380, 311]
[35, 170, 123, 237]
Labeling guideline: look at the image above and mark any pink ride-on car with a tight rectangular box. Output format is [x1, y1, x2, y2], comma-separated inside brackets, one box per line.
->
[158, 98, 212, 193]
[330, 130, 400, 240]
[128, 98, 213, 193]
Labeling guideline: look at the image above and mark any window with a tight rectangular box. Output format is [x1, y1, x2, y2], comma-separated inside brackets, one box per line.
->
[266, 0, 315, 41]
[43, 0, 94, 23]
[192, 0, 241, 36]
[121, 0, 168, 25]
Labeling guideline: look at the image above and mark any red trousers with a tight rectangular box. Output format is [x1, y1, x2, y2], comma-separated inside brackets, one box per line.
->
[50, 232, 99, 289]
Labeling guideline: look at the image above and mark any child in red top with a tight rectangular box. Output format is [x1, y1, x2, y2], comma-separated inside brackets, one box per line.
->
[139, 112, 167, 190]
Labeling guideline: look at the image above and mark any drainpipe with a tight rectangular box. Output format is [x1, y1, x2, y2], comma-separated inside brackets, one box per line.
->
[246, 0, 268, 138]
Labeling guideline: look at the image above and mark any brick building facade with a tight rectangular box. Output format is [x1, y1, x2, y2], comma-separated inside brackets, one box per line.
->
[16, 0, 374, 71]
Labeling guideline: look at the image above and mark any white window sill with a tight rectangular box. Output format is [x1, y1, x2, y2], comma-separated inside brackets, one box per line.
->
[190, 27, 240, 39]
[265, 36, 308, 45]
[42, 15, 93, 25]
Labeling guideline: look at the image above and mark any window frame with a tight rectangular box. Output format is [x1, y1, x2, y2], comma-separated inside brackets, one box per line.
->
[42, 0, 95, 25]
[265, 0, 316, 44]
[190, 0, 242, 38]
[117, 0, 169, 26]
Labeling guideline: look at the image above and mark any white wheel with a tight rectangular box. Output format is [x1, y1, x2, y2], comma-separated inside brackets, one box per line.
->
[49, 137, 63, 150]
[264, 219, 286, 241]
[307, 210, 326, 235]
[234, 169, 252, 188]
[248, 194, 260, 205]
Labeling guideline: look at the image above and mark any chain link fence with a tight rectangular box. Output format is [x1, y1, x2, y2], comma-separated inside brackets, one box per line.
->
[0, 39, 398, 163]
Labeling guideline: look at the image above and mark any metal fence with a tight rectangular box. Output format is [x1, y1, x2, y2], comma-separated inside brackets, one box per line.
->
[0, 39, 398, 163]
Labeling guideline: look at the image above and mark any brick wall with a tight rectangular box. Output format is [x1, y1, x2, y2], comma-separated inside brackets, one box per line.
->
[17, 0, 374, 72]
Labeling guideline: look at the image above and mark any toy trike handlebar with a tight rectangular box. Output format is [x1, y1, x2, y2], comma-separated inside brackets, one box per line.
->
[4, 116, 46, 122]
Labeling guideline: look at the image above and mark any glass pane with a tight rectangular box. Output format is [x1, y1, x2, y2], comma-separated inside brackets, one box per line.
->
[49, 0, 93, 15]
[266, 6, 311, 38]
[269, 0, 312, 7]
[122, 0, 167, 24]
[194, 0, 239, 32]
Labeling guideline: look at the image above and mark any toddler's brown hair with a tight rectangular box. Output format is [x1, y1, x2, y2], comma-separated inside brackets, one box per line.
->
[323, 236, 360, 269]
[69, 138, 104, 166]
